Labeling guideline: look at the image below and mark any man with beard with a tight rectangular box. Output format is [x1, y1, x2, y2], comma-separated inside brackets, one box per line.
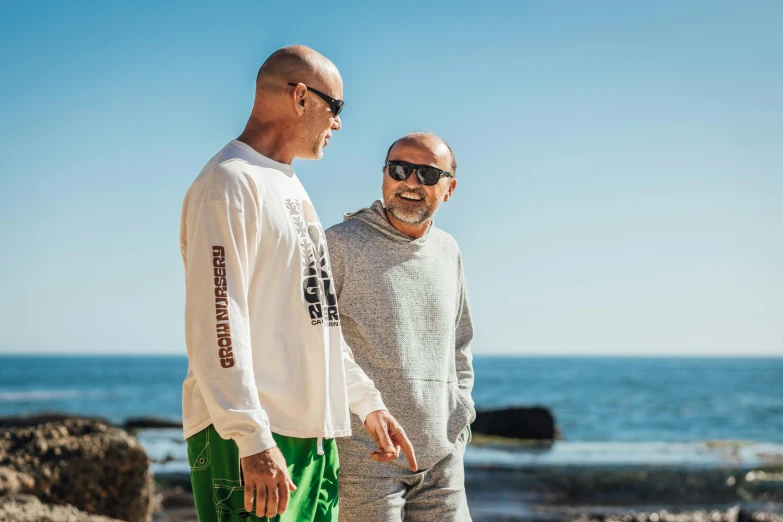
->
[325, 133, 475, 521]
[180, 47, 416, 522]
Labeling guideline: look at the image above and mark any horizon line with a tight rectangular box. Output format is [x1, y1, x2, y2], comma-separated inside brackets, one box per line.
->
[0, 352, 780, 358]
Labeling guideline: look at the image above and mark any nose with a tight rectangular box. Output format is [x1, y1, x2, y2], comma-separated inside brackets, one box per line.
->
[403, 168, 423, 188]
[332, 115, 341, 131]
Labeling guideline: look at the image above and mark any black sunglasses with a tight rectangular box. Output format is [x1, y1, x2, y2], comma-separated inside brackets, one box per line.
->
[384, 160, 452, 186]
[288, 82, 344, 117]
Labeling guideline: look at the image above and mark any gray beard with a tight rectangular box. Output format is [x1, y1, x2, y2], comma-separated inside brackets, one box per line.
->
[386, 201, 434, 225]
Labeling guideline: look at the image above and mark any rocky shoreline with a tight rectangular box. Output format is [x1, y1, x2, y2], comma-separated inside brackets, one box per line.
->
[0, 416, 154, 522]
[1, 413, 781, 522]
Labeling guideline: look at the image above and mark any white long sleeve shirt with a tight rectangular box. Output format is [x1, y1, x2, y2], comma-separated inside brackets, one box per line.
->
[180, 140, 386, 458]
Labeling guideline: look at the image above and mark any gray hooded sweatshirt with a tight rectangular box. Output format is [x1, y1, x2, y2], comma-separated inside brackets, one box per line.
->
[325, 200, 475, 476]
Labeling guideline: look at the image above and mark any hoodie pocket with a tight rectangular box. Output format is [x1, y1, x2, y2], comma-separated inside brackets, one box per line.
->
[456, 388, 476, 424]
[447, 385, 474, 446]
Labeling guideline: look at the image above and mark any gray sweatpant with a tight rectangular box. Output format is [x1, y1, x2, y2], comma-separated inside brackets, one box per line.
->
[338, 446, 472, 522]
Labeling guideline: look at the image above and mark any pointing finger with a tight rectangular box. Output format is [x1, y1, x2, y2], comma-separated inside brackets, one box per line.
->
[395, 431, 418, 471]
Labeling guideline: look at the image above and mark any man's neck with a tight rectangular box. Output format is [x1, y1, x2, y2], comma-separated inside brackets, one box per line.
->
[384, 209, 431, 239]
[237, 123, 295, 165]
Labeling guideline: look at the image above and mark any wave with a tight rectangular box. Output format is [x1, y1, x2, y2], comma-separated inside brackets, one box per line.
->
[0, 389, 107, 402]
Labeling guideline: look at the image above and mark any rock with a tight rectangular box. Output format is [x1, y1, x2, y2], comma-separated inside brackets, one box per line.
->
[0, 466, 35, 496]
[472, 407, 558, 440]
[122, 417, 182, 431]
[0, 494, 123, 522]
[0, 418, 154, 522]
[737, 508, 783, 522]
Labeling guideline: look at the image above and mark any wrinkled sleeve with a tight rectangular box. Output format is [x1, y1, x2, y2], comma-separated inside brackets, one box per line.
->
[455, 252, 476, 422]
[342, 341, 388, 423]
[184, 200, 276, 457]
[325, 225, 387, 422]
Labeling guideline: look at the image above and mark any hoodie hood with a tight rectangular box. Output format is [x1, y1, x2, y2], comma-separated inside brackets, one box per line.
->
[343, 200, 431, 245]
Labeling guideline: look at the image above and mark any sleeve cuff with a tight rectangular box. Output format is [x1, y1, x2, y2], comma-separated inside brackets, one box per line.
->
[351, 393, 387, 424]
[234, 426, 277, 458]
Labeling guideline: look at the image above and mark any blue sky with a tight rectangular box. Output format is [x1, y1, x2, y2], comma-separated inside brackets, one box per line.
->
[1, 1, 781, 356]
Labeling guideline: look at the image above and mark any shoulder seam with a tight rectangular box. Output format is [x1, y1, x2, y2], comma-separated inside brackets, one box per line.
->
[337, 222, 376, 297]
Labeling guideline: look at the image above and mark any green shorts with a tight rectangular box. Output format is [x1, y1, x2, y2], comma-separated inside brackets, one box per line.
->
[186, 425, 339, 522]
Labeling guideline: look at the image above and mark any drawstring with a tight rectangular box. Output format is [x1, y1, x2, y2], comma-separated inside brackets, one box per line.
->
[317, 437, 324, 456]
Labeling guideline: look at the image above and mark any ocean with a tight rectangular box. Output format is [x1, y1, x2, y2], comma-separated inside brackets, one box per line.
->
[1, 355, 781, 443]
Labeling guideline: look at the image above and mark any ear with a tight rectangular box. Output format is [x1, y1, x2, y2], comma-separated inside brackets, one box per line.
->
[443, 178, 457, 202]
[291, 83, 307, 116]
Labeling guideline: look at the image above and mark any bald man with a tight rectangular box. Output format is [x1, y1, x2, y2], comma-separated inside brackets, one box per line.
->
[180, 46, 416, 522]
[325, 133, 475, 521]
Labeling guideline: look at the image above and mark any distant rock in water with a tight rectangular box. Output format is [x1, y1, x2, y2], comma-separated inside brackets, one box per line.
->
[122, 417, 182, 430]
[0, 416, 154, 522]
[0, 412, 184, 432]
[472, 406, 558, 440]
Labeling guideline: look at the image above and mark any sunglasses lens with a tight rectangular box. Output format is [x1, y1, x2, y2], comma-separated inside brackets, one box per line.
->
[389, 164, 410, 181]
[419, 168, 441, 185]
[333, 101, 344, 116]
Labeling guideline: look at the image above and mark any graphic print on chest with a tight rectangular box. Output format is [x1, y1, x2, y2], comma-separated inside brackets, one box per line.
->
[285, 199, 340, 326]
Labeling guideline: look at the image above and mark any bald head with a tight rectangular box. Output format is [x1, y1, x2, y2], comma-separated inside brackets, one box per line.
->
[381, 132, 458, 237]
[386, 132, 457, 176]
[256, 45, 341, 95]
[239, 46, 343, 163]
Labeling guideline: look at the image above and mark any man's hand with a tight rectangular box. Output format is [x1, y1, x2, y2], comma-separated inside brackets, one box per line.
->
[240, 446, 297, 518]
[364, 410, 418, 471]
